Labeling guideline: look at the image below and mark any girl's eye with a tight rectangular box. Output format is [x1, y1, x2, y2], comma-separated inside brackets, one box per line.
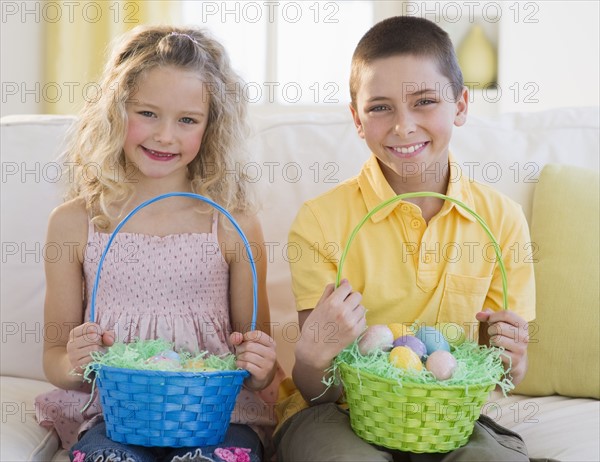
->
[139, 111, 155, 117]
[180, 117, 196, 124]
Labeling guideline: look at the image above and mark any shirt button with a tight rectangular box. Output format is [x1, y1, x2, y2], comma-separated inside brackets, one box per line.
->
[424, 254, 432, 263]
[411, 219, 421, 228]
[401, 204, 411, 213]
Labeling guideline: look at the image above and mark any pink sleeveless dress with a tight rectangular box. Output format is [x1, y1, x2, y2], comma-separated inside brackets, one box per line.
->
[36, 214, 280, 449]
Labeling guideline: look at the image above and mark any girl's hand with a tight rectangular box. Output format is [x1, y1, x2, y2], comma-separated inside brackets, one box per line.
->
[66, 322, 115, 372]
[230, 330, 277, 391]
[476, 308, 529, 385]
[296, 279, 367, 371]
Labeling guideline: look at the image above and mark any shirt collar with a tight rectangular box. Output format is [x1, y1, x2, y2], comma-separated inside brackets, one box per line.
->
[357, 152, 477, 223]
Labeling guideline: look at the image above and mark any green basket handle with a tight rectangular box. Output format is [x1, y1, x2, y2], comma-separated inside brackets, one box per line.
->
[335, 192, 508, 310]
[90, 192, 258, 329]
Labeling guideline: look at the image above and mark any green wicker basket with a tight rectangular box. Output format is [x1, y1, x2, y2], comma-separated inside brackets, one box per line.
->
[336, 192, 508, 453]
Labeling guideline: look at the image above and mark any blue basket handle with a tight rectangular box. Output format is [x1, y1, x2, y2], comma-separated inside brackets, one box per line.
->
[89, 192, 258, 330]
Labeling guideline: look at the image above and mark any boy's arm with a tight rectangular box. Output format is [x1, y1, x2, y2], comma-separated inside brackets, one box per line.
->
[289, 204, 366, 404]
[478, 205, 535, 386]
[293, 283, 366, 404]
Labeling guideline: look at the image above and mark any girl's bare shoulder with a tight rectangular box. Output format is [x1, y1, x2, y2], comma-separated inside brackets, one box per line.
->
[47, 198, 89, 244]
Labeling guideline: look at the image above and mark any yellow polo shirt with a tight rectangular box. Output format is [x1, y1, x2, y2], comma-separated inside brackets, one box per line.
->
[276, 153, 535, 431]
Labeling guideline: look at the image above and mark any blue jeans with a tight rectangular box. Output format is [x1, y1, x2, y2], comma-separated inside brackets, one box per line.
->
[71, 422, 263, 462]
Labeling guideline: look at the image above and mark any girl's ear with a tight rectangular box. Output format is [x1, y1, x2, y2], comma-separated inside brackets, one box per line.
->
[349, 103, 365, 139]
[454, 86, 469, 127]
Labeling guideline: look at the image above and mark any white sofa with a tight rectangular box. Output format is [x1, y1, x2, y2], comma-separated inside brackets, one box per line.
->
[1, 106, 599, 461]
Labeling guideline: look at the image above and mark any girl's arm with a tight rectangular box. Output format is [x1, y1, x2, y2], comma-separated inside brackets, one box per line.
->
[42, 200, 113, 390]
[225, 214, 277, 391]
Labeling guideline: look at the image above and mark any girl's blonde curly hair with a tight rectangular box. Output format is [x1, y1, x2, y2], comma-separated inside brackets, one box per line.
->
[64, 25, 255, 228]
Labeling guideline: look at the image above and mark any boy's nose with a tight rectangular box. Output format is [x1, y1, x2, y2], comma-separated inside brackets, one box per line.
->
[393, 112, 416, 137]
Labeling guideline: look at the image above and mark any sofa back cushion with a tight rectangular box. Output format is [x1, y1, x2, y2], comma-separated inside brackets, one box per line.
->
[515, 164, 600, 399]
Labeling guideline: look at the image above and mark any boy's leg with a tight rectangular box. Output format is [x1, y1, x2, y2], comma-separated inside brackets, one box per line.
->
[70, 422, 156, 462]
[274, 403, 393, 462]
[409, 415, 529, 462]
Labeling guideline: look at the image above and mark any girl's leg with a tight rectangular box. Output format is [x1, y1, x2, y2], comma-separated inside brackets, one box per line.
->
[163, 424, 263, 462]
[70, 422, 156, 462]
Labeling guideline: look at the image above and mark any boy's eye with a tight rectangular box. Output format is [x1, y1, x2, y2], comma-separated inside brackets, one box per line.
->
[180, 117, 196, 124]
[369, 105, 389, 112]
[416, 99, 436, 106]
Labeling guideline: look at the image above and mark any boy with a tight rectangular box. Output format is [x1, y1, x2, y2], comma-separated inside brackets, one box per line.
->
[274, 16, 534, 461]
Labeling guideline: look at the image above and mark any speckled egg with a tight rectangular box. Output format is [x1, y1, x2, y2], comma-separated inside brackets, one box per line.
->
[415, 326, 451, 355]
[357, 325, 395, 355]
[389, 346, 423, 371]
[425, 350, 457, 380]
[392, 335, 427, 358]
[146, 351, 181, 367]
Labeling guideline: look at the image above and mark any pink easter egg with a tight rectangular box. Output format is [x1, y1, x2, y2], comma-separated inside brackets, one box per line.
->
[425, 350, 457, 381]
[358, 325, 395, 355]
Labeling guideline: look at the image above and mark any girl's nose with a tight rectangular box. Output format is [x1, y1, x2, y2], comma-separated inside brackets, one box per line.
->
[153, 121, 175, 144]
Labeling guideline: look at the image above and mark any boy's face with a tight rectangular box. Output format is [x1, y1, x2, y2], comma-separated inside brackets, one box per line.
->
[350, 54, 468, 188]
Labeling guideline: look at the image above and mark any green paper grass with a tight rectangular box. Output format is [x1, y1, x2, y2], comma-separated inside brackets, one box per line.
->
[326, 340, 514, 396]
[82, 338, 238, 383]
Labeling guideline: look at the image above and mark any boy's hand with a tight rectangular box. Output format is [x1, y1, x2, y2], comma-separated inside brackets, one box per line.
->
[230, 331, 277, 391]
[66, 322, 115, 371]
[296, 279, 367, 370]
[476, 309, 529, 385]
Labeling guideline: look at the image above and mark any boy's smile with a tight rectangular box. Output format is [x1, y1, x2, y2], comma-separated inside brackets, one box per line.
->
[350, 54, 468, 193]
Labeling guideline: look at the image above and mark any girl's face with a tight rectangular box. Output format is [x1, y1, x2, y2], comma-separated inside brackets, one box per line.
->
[124, 65, 209, 184]
[350, 54, 468, 191]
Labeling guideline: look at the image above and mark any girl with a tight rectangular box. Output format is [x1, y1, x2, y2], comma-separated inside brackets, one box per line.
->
[36, 26, 279, 462]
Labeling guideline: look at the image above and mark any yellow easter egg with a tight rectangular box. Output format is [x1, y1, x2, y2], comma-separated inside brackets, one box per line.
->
[389, 346, 423, 371]
[388, 323, 414, 339]
[184, 359, 206, 370]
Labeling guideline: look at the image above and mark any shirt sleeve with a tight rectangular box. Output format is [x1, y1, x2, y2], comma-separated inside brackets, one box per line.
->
[288, 203, 338, 311]
[484, 202, 536, 323]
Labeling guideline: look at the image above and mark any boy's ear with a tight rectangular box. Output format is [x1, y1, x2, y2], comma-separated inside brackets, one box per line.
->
[349, 103, 366, 139]
[454, 86, 469, 127]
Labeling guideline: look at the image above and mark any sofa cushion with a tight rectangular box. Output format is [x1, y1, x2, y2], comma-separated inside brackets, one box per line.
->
[0, 376, 61, 462]
[514, 164, 600, 399]
[486, 390, 600, 461]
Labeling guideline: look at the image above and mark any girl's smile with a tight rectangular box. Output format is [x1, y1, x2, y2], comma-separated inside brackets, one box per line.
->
[124, 65, 209, 183]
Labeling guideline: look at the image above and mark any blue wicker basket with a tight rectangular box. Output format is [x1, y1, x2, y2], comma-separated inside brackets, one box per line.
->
[90, 193, 257, 447]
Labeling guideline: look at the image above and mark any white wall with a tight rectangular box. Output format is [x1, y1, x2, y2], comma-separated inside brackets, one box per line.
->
[1, 1, 598, 117]
[1, 1, 43, 116]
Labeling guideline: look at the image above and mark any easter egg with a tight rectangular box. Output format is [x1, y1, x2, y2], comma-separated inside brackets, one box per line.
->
[389, 346, 423, 371]
[425, 350, 457, 380]
[184, 359, 217, 372]
[357, 325, 394, 355]
[435, 322, 466, 347]
[392, 335, 427, 358]
[388, 323, 414, 339]
[415, 326, 451, 355]
[146, 351, 181, 368]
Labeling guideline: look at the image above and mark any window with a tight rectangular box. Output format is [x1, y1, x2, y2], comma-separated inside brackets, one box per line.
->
[181, 1, 373, 105]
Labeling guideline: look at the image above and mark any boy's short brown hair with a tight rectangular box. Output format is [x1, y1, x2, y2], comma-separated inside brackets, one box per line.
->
[350, 16, 464, 107]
